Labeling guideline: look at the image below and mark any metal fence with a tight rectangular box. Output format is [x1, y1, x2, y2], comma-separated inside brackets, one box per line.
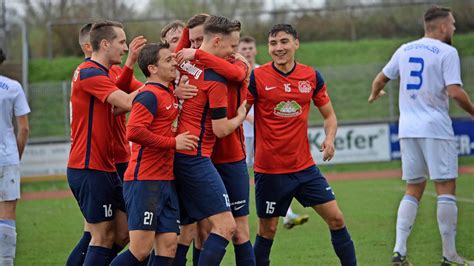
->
[27, 56, 474, 141]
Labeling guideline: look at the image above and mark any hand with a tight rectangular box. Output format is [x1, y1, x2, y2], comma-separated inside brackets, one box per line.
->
[237, 100, 247, 122]
[320, 138, 335, 161]
[125, 36, 147, 68]
[368, 90, 386, 103]
[176, 48, 197, 65]
[175, 131, 199, 151]
[174, 75, 198, 100]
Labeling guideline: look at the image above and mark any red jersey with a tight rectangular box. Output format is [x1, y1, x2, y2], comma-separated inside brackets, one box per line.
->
[124, 82, 179, 181]
[68, 60, 119, 172]
[211, 59, 249, 164]
[247, 62, 330, 174]
[109, 65, 143, 164]
[176, 59, 228, 157]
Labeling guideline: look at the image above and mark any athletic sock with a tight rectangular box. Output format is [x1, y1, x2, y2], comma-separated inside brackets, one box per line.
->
[151, 255, 174, 266]
[330, 226, 357, 266]
[172, 244, 189, 266]
[393, 195, 418, 256]
[253, 235, 273, 266]
[66, 231, 91, 266]
[197, 233, 229, 266]
[84, 246, 115, 266]
[192, 244, 201, 266]
[111, 243, 125, 259]
[234, 240, 256, 266]
[0, 220, 17, 266]
[110, 249, 148, 265]
[437, 194, 458, 260]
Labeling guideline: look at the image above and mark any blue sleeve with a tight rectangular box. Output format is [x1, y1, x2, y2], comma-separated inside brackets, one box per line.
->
[133, 91, 158, 116]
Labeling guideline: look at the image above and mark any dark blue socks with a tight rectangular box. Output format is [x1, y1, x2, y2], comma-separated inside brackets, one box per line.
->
[253, 235, 273, 266]
[330, 227, 357, 266]
[234, 240, 256, 266]
[172, 244, 189, 266]
[66, 231, 91, 266]
[197, 233, 229, 266]
[84, 246, 115, 266]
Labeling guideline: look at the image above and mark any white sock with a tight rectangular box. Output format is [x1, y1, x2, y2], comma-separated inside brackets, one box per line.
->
[0, 221, 17, 266]
[393, 195, 418, 256]
[284, 207, 297, 223]
[437, 194, 458, 260]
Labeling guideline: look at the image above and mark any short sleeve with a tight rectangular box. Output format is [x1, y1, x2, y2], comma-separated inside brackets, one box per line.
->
[312, 70, 330, 107]
[79, 68, 118, 103]
[382, 47, 402, 80]
[443, 48, 463, 87]
[14, 84, 31, 116]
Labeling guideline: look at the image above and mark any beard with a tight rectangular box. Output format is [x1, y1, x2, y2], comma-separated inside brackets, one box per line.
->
[443, 36, 452, 45]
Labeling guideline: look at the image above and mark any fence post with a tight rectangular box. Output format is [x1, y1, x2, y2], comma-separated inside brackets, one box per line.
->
[62, 81, 69, 138]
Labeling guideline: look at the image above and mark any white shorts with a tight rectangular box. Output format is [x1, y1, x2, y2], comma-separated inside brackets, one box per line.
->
[245, 137, 254, 167]
[400, 138, 458, 183]
[0, 164, 21, 201]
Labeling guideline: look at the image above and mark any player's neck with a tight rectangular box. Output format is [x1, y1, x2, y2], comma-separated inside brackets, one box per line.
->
[147, 76, 170, 88]
[273, 60, 295, 74]
[90, 53, 111, 69]
[424, 32, 443, 42]
[199, 44, 222, 59]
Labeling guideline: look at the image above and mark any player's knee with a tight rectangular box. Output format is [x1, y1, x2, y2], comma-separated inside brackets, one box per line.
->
[214, 218, 236, 240]
[114, 230, 130, 247]
[327, 211, 345, 230]
[90, 229, 115, 247]
[232, 226, 250, 245]
[259, 223, 277, 239]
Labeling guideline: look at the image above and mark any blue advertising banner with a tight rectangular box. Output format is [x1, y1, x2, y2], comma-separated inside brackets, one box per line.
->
[389, 118, 474, 159]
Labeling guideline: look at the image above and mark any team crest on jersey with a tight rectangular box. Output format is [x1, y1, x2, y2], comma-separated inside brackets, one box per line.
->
[298, 80, 312, 93]
[274, 100, 302, 117]
[180, 61, 203, 80]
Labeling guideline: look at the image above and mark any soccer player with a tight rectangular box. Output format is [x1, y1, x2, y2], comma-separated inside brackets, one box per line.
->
[0, 48, 30, 266]
[238, 35, 310, 231]
[160, 20, 185, 53]
[369, 6, 474, 266]
[110, 42, 200, 265]
[247, 24, 357, 266]
[173, 15, 247, 266]
[67, 20, 140, 266]
[66, 22, 146, 266]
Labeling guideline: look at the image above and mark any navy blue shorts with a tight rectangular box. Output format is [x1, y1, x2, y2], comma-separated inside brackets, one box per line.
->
[67, 168, 126, 223]
[123, 180, 179, 233]
[174, 153, 231, 224]
[115, 162, 128, 182]
[255, 165, 335, 218]
[214, 159, 250, 217]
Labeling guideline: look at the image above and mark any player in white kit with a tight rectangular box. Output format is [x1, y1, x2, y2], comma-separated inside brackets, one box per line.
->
[0, 48, 30, 266]
[369, 6, 474, 266]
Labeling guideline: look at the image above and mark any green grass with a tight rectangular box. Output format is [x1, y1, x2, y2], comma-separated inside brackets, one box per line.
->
[16, 159, 474, 265]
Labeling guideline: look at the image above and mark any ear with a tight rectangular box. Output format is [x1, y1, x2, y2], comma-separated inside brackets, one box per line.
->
[294, 39, 300, 49]
[147, 64, 157, 75]
[213, 36, 221, 47]
[101, 39, 109, 50]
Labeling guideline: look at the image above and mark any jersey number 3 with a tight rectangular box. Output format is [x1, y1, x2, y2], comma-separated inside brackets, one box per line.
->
[407, 57, 424, 90]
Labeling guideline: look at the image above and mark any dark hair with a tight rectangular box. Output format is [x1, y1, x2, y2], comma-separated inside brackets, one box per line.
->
[138, 42, 170, 77]
[424, 6, 452, 23]
[187, 14, 209, 29]
[240, 35, 256, 44]
[160, 20, 185, 40]
[90, 20, 124, 51]
[203, 15, 241, 35]
[0, 48, 5, 65]
[268, 24, 298, 39]
[79, 23, 93, 45]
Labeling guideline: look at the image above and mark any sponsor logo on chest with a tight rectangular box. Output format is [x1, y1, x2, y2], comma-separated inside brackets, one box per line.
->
[274, 100, 302, 117]
[180, 61, 203, 80]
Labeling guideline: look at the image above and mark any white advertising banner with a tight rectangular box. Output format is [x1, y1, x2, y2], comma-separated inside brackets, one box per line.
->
[20, 142, 70, 177]
[309, 123, 391, 165]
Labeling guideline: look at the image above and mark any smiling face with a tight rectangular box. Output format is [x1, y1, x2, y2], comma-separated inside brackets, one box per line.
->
[213, 31, 240, 59]
[153, 48, 178, 82]
[163, 27, 183, 52]
[189, 25, 205, 49]
[104, 27, 128, 65]
[268, 31, 299, 68]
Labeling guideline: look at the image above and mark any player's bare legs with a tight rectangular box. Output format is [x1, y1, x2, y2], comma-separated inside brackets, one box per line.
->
[88, 221, 115, 248]
[233, 216, 250, 245]
[113, 210, 129, 247]
[127, 231, 156, 262]
[174, 223, 197, 266]
[257, 217, 279, 240]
